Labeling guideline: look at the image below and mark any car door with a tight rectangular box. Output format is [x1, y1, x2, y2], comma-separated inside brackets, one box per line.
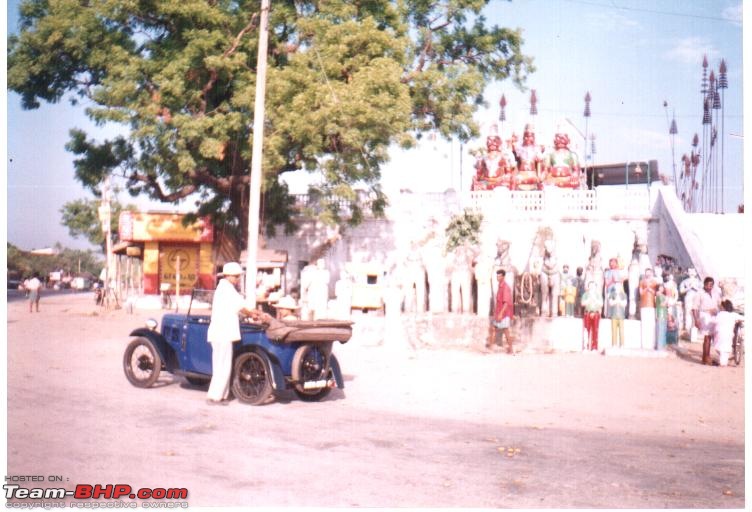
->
[180, 315, 213, 375]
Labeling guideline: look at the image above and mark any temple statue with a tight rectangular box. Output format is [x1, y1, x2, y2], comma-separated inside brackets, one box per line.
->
[403, 242, 427, 314]
[472, 128, 516, 191]
[333, 268, 353, 319]
[492, 238, 515, 298]
[474, 246, 494, 317]
[539, 239, 560, 317]
[602, 257, 623, 317]
[627, 236, 643, 319]
[514, 124, 543, 191]
[679, 268, 701, 332]
[420, 220, 449, 313]
[583, 240, 604, 296]
[543, 132, 580, 188]
[449, 243, 477, 313]
[306, 258, 330, 320]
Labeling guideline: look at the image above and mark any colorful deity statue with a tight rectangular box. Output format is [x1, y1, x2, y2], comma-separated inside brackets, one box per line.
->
[543, 132, 581, 188]
[472, 129, 516, 191]
[514, 124, 543, 191]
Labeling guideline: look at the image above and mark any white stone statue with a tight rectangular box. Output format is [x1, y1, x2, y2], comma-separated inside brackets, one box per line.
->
[539, 239, 560, 317]
[333, 268, 353, 319]
[305, 258, 330, 320]
[627, 256, 640, 319]
[403, 244, 427, 314]
[583, 240, 604, 298]
[299, 262, 316, 320]
[492, 238, 515, 297]
[679, 268, 701, 332]
[421, 231, 449, 313]
[449, 243, 476, 314]
[474, 247, 494, 317]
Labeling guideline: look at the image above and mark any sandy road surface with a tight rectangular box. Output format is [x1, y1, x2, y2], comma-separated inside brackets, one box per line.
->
[5, 294, 745, 508]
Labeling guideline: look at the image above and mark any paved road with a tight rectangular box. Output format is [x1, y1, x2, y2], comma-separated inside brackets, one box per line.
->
[6, 294, 745, 508]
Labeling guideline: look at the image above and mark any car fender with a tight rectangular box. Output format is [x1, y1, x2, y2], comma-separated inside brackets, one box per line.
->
[329, 353, 344, 389]
[241, 348, 286, 392]
[129, 328, 178, 372]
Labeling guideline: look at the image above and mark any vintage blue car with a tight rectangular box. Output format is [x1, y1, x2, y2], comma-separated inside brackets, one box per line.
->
[123, 291, 352, 405]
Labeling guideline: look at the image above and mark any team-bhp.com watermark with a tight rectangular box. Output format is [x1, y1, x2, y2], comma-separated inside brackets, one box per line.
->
[4, 479, 189, 509]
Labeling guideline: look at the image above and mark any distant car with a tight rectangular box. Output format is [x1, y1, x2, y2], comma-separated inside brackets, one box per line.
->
[123, 290, 353, 405]
[71, 277, 92, 291]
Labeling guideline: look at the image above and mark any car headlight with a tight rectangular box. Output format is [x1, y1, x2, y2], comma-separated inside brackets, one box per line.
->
[145, 318, 159, 331]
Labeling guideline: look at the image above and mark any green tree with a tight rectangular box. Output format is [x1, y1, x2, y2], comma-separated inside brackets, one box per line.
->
[60, 198, 136, 251]
[445, 208, 483, 253]
[9, 0, 533, 251]
[7, 242, 102, 279]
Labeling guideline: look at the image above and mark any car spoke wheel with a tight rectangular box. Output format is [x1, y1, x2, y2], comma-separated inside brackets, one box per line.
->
[733, 324, 744, 366]
[231, 352, 272, 405]
[292, 344, 332, 402]
[123, 337, 162, 388]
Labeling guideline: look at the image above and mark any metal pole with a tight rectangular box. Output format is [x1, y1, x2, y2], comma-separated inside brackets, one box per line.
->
[245, 0, 271, 308]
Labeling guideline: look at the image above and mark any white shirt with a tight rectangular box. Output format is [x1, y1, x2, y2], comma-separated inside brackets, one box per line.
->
[26, 277, 42, 291]
[713, 311, 742, 353]
[207, 279, 247, 344]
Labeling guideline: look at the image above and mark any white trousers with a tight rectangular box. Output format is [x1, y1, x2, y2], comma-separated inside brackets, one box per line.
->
[207, 340, 235, 401]
[640, 307, 656, 350]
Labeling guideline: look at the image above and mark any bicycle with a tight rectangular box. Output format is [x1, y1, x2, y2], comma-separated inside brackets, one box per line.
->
[732, 319, 744, 366]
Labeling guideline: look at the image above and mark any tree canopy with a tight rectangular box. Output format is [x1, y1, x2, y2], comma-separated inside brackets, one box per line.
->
[9, 0, 533, 250]
[59, 198, 137, 250]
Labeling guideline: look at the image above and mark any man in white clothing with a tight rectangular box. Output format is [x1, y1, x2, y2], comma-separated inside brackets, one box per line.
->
[712, 300, 742, 366]
[206, 262, 253, 405]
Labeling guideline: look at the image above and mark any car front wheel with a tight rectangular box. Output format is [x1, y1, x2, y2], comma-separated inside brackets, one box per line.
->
[231, 352, 273, 405]
[123, 337, 163, 388]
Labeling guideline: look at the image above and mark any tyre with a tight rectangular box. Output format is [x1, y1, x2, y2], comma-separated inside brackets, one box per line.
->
[231, 351, 273, 405]
[123, 337, 163, 388]
[291, 344, 332, 402]
[733, 324, 744, 366]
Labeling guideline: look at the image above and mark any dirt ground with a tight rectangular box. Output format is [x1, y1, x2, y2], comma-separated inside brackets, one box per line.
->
[5, 292, 746, 508]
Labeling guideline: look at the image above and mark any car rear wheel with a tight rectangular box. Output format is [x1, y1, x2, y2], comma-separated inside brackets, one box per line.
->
[231, 352, 273, 405]
[123, 337, 162, 388]
[292, 344, 332, 402]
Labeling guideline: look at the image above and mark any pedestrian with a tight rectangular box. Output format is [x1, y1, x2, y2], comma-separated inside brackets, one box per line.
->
[581, 281, 603, 351]
[607, 284, 627, 348]
[711, 300, 742, 366]
[638, 268, 658, 350]
[693, 276, 721, 365]
[26, 272, 42, 313]
[206, 262, 253, 405]
[272, 295, 301, 321]
[487, 269, 514, 354]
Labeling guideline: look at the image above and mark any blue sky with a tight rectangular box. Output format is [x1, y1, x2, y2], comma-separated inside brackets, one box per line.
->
[4, 0, 746, 252]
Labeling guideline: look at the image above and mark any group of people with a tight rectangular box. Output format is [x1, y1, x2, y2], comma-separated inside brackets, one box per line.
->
[692, 276, 742, 366]
[487, 245, 743, 364]
[472, 124, 581, 192]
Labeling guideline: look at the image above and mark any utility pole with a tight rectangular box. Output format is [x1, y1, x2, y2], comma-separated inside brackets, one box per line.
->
[98, 175, 113, 309]
[245, 0, 271, 307]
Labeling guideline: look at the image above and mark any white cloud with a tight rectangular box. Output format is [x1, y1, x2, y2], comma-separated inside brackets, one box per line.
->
[721, 3, 742, 26]
[664, 37, 720, 65]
